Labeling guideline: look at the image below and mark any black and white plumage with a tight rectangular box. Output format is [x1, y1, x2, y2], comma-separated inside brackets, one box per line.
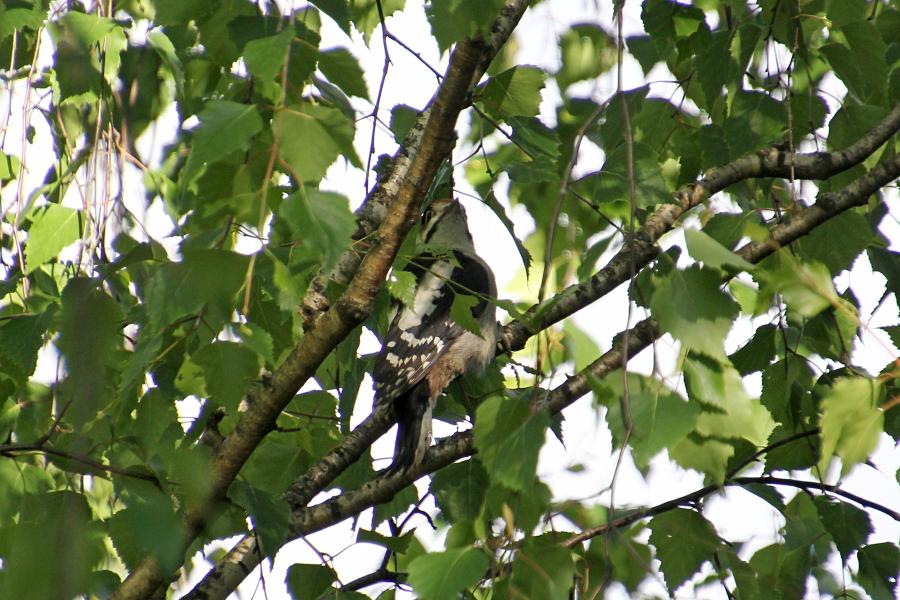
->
[373, 198, 497, 473]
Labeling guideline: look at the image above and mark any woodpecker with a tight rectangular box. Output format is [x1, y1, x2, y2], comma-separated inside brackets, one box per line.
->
[373, 198, 497, 473]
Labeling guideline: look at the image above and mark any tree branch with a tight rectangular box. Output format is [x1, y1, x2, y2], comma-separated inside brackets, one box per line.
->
[725, 428, 819, 479]
[0, 444, 161, 485]
[499, 102, 900, 353]
[342, 567, 404, 591]
[733, 476, 900, 522]
[561, 474, 900, 549]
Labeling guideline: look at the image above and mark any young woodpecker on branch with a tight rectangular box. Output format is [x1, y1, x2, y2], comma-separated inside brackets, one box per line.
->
[373, 198, 497, 474]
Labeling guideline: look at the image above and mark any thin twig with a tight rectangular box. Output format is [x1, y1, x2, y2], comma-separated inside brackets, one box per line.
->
[365, 0, 393, 196]
[342, 567, 403, 591]
[386, 30, 442, 80]
[0, 444, 162, 485]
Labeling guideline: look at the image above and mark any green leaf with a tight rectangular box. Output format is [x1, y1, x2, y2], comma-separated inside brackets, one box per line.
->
[186, 101, 264, 178]
[275, 103, 361, 182]
[797, 210, 874, 274]
[153, 0, 213, 27]
[244, 25, 295, 81]
[174, 356, 207, 399]
[757, 254, 838, 318]
[596, 373, 699, 469]
[868, 247, 900, 300]
[425, 0, 505, 53]
[57, 279, 122, 426]
[108, 488, 185, 572]
[694, 29, 734, 109]
[191, 342, 261, 411]
[562, 320, 600, 371]
[449, 293, 482, 337]
[813, 497, 871, 563]
[723, 91, 787, 156]
[133, 388, 180, 454]
[749, 542, 810, 599]
[642, 0, 705, 59]
[318, 47, 369, 99]
[56, 12, 126, 85]
[229, 480, 290, 557]
[407, 547, 489, 600]
[697, 124, 732, 167]
[279, 189, 356, 272]
[818, 377, 883, 477]
[729, 324, 777, 375]
[591, 141, 669, 208]
[857, 543, 900, 600]
[626, 34, 660, 74]
[480, 66, 546, 119]
[649, 508, 722, 592]
[702, 212, 749, 250]
[759, 356, 815, 431]
[147, 29, 183, 96]
[823, 22, 888, 104]
[782, 493, 829, 554]
[685, 355, 774, 446]
[0, 492, 102, 599]
[509, 536, 575, 599]
[483, 480, 551, 535]
[764, 425, 820, 473]
[584, 525, 653, 594]
[389, 104, 420, 144]
[828, 103, 888, 153]
[25, 204, 81, 274]
[717, 549, 763, 600]
[285, 562, 337, 600]
[558, 23, 615, 90]
[827, 0, 868, 27]
[0, 312, 53, 384]
[356, 528, 414, 554]
[474, 395, 548, 491]
[144, 250, 248, 332]
[742, 483, 786, 513]
[684, 229, 754, 271]
[0, 6, 44, 41]
[803, 298, 859, 362]
[0, 461, 55, 525]
[348, 0, 404, 43]
[312, 0, 351, 33]
[0, 152, 21, 183]
[509, 116, 560, 161]
[241, 437, 312, 496]
[235, 322, 275, 365]
[430, 459, 489, 521]
[372, 484, 418, 526]
[670, 435, 734, 482]
[386, 270, 417, 307]
[650, 266, 739, 359]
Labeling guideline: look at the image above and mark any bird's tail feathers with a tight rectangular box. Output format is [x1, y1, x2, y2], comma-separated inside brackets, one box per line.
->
[385, 385, 433, 475]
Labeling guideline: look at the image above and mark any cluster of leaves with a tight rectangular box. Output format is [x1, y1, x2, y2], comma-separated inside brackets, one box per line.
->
[0, 0, 898, 599]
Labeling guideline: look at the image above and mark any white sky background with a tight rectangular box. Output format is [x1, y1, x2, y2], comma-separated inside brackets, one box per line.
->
[1, 1, 898, 599]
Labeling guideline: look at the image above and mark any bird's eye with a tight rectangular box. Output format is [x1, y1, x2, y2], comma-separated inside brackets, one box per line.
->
[422, 208, 433, 225]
